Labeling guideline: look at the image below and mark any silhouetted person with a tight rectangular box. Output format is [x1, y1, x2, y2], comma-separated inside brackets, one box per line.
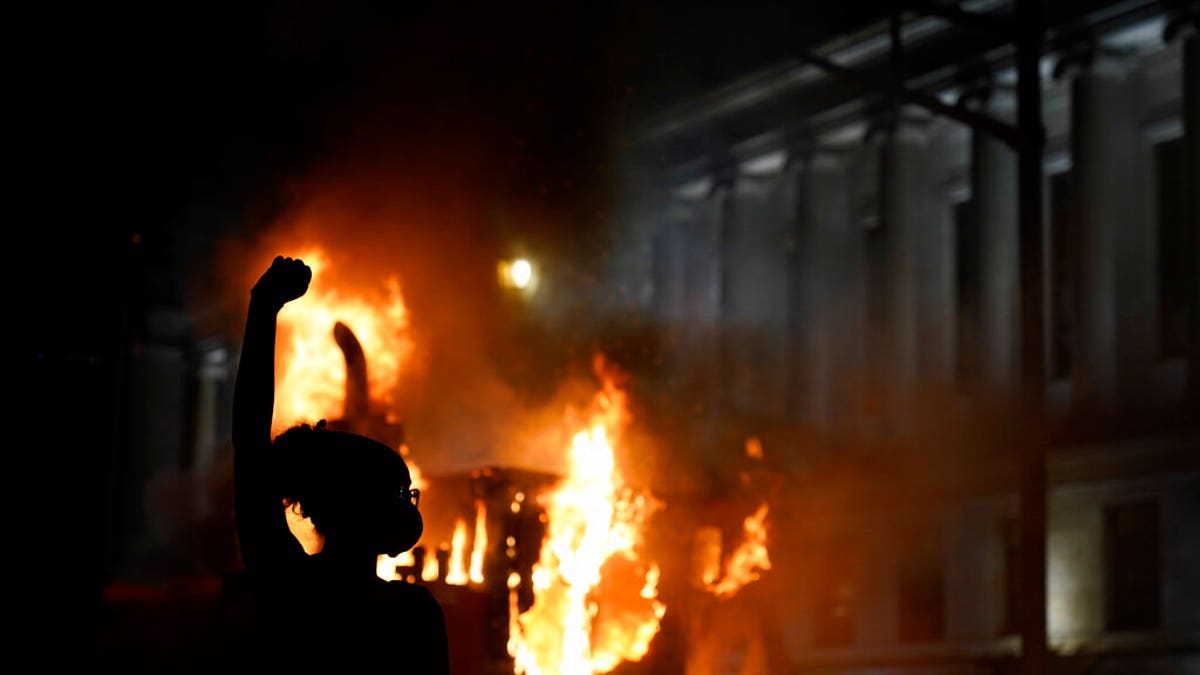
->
[233, 255, 450, 673]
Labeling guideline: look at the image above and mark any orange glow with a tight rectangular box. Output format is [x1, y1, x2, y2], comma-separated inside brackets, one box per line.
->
[706, 503, 772, 599]
[401, 444, 427, 492]
[445, 518, 470, 586]
[470, 500, 488, 584]
[284, 500, 325, 555]
[272, 247, 414, 435]
[693, 526, 723, 587]
[376, 447, 430, 579]
[508, 357, 665, 674]
[421, 548, 440, 582]
[260, 246, 429, 580]
[376, 551, 414, 581]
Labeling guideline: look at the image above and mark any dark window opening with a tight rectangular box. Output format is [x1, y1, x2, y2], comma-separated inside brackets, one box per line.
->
[1105, 500, 1161, 631]
[999, 515, 1020, 636]
[897, 530, 945, 642]
[814, 544, 857, 647]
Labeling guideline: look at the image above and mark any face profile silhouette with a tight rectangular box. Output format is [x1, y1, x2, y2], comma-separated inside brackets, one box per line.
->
[232, 255, 450, 673]
[272, 421, 424, 558]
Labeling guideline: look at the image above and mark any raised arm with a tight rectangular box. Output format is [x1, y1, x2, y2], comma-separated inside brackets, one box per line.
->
[232, 256, 312, 578]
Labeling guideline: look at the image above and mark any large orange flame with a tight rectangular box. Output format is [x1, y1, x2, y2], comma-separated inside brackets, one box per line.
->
[470, 499, 488, 584]
[508, 358, 665, 674]
[445, 518, 470, 586]
[273, 247, 414, 434]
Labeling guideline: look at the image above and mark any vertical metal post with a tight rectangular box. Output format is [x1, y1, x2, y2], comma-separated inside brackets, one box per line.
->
[1015, 0, 1047, 673]
[1184, 37, 1199, 410]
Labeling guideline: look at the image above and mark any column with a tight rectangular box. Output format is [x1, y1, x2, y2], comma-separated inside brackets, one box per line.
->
[794, 151, 860, 431]
[681, 182, 730, 474]
[725, 170, 794, 418]
[1185, 36, 1199, 406]
[974, 92, 1021, 392]
[1071, 59, 1156, 408]
[880, 118, 951, 394]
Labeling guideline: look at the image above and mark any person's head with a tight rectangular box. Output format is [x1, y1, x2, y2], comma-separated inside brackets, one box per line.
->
[271, 421, 423, 558]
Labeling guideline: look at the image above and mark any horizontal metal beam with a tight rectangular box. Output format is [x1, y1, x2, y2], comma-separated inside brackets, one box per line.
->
[793, 48, 1024, 149]
[904, 1, 1016, 37]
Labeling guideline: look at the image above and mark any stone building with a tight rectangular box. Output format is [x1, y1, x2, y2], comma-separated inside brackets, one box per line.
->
[599, 1, 1199, 672]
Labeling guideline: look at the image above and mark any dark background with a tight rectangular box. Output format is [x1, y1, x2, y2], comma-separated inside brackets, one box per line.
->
[18, 0, 919, 665]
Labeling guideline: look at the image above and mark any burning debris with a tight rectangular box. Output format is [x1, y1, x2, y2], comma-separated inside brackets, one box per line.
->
[507, 356, 666, 675]
[268, 251, 787, 673]
[702, 437, 774, 600]
[272, 247, 414, 438]
[470, 499, 488, 584]
[705, 503, 772, 600]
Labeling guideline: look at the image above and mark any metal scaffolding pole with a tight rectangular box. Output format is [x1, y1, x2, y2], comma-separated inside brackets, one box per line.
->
[1015, 0, 1047, 673]
[796, 3, 1049, 670]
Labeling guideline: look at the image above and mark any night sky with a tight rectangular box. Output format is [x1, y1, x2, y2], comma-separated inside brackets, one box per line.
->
[33, 0, 892, 278]
[25, 0, 895, 449]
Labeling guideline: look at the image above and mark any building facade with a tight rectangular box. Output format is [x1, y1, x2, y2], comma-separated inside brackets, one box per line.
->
[601, 2, 1199, 672]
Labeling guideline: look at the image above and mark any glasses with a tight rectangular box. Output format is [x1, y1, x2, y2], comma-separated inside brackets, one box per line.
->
[397, 487, 421, 507]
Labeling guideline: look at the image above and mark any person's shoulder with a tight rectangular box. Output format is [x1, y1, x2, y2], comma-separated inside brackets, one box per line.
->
[381, 580, 442, 610]
[377, 580, 448, 641]
[377, 581, 450, 672]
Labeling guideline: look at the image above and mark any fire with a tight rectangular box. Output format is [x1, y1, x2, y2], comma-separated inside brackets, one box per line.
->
[401, 444, 427, 492]
[744, 436, 764, 459]
[421, 547, 439, 582]
[445, 518, 470, 586]
[272, 247, 414, 434]
[406, 500, 487, 588]
[706, 503, 772, 599]
[377, 444, 431, 580]
[284, 500, 325, 555]
[261, 247, 428, 577]
[700, 436, 773, 598]
[470, 500, 488, 584]
[508, 357, 665, 675]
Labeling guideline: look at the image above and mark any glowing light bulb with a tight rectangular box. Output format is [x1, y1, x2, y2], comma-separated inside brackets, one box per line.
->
[511, 259, 532, 289]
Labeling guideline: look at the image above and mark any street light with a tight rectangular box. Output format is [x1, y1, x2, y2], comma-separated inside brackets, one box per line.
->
[498, 257, 538, 294]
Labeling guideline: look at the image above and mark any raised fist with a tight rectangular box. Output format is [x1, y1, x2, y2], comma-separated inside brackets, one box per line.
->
[251, 255, 312, 309]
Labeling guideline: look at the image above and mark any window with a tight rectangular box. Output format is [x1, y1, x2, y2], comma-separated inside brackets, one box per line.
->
[897, 529, 945, 642]
[1155, 138, 1191, 359]
[1105, 500, 1160, 631]
[1049, 171, 1077, 381]
[813, 542, 857, 647]
[999, 515, 1020, 636]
